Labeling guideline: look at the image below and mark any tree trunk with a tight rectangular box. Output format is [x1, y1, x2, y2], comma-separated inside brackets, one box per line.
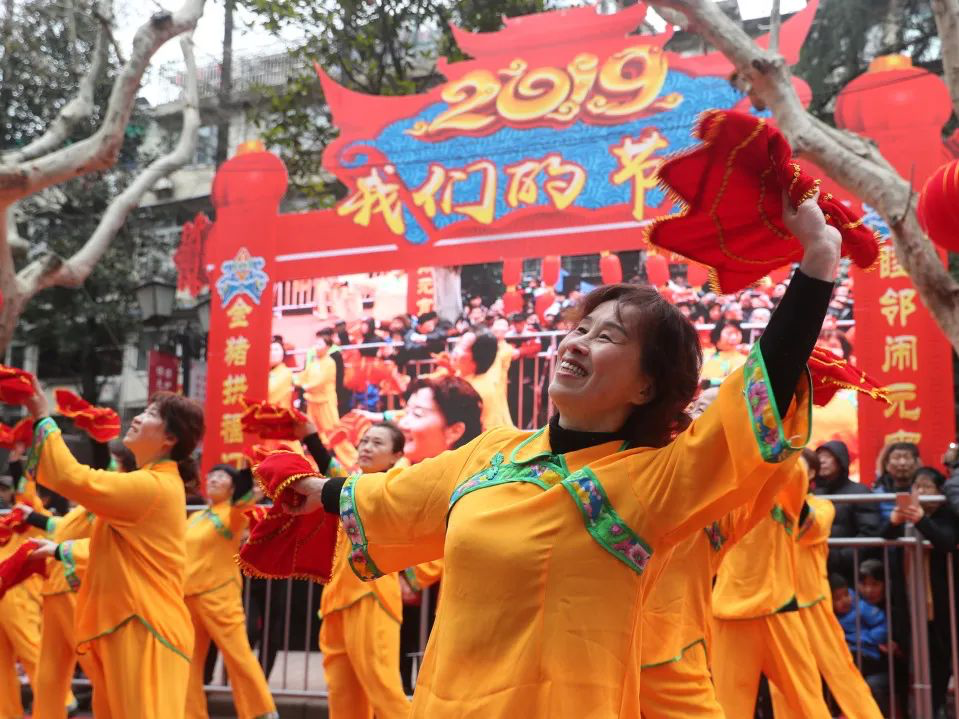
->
[434, 266, 463, 324]
[215, 0, 234, 167]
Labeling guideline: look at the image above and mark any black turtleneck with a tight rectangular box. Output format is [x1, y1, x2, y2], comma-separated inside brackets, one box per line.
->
[547, 413, 626, 455]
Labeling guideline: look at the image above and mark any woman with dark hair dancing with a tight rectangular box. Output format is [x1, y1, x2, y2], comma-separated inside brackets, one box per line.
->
[263, 196, 839, 717]
[24, 390, 204, 719]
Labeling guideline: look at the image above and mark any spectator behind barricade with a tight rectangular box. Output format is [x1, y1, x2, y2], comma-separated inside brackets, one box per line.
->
[813, 441, 881, 583]
[317, 326, 350, 419]
[404, 311, 451, 361]
[939, 439, 959, 517]
[357, 317, 381, 358]
[833, 569, 891, 713]
[880, 466, 958, 715]
[872, 442, 921, 522]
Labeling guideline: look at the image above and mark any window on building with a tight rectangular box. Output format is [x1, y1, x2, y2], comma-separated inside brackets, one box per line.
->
[194, 125, 218, 166]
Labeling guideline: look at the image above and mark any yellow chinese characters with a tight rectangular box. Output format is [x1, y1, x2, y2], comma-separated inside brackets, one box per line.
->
[881, 335, 918, 373]
[224, 336, 251, 367]
[220, 413, 244, 444]
[882, 382, 921, 421]
[879, 246, 908, 279]
[884, 429, 922, 447]
[226, 298, 253, 329]
[221, 374, 249, 406]
[412, 161, 497, 224]
[610, 129, 669, 222]
[337, 167, 406, 235]
[505, 154, 586, 211]
[879, 288, 917, 328]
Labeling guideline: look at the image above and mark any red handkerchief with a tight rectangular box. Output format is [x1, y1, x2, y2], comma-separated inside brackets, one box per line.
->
[236, 452, 339, 583]
[0, 365, 36, 406]
[55, 389, 121, 443]
[808, 346, 889, 407]
[0, 508, 28, 547]
[327, 410, 373, 450]
[0, 539, 46, 599]
[0, 418, 32, 450]
[240, 399, 309, 440]
[648, 110, 879, 292]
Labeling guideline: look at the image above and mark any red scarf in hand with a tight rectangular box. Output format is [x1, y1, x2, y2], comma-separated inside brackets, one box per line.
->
[0, 508, 30, 547]
[0, 366, 36, 406]
[236, 451, 339, 583]
[0, 539, 46, 599]
[240, 399, 309, 441]
[54, 389, 121, 443]
[648, 110, 879, 293]
[808, 346, 890, 407]
[0, 419, 33, 451]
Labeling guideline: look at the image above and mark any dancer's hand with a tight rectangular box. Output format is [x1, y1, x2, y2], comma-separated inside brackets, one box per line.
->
[283, 475, 329, 515]
[29, 538, 57, 559]
[294, 416, 318, 440]
[783, 190, 841, 282]
[24, 377, 49, 419]
[13, 503, 34, 518]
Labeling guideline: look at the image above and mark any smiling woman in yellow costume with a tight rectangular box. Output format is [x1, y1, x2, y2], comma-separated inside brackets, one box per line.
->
[25, 390, 204, 719]
[183, 464, 277, 719]
[273, 197, 841, 718]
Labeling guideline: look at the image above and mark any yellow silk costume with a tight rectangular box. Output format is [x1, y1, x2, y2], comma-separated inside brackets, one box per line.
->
[29, 419, 193, 719]
[33, 505, 96, 719]
[338, 345, 811, 717]
[711, 467, 830, 719]
[296, 353, 356, 466]
[268, 363, 295, 408]
[769, 495, 883, 719]
[638, 460, 801, 718]
[700, 348, 747, 382]
[184, 499, 276, 719]
[464, 371, 515, 430]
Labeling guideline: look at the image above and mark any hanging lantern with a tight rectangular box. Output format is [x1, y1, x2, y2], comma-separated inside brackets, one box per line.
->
[535, 290, 556, 322]
[542, 255, 561, 287]
[502, 287, 524, 315]
[502, 257, 522, 287]
[917, 159, 959, 253]
[685, 262, 709, 288]
[599, 251, 622, 284]
[645, 254, 669, 287]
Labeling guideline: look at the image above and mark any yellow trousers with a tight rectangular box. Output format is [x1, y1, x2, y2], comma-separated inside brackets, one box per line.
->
[770, 601, 884, 719]
[321, 594, 410, 719]
[33, 592, 92, 719]
[0, 585, 40, 719]
[712, 611, 831, 719]
[640, 641, 724, 719]
[185, 582, 276, 719]
[84, 616, 191, 719]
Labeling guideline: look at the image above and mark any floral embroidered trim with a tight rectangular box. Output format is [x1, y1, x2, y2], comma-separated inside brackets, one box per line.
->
[402, 567, 422, 592]
[743, 343, 811, 463]
[562, 467, 652, 575]
[60, 540, 80, 592]
[24, 417, 59, 481]
[770, 504, 794, 535]
[449, 453, 567, 509]
[797, 503, 816, 539]
[704, 521, 726, 552]
[340, 472, 382, 581]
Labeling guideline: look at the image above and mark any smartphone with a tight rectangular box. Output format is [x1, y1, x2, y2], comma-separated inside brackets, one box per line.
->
[895, 492, 913, 511]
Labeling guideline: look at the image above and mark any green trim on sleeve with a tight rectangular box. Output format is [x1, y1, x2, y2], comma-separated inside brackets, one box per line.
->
[340, 472, 383, 581]
[60, 540, 80, 592]
[24, 417, 60, 480]
[742, 344, 812, 463]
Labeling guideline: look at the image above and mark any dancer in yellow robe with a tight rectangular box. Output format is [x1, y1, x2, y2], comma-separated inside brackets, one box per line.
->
[711, 455, 831, 719]
[296, 332, 356, 466]
[268, 337, 295, 408]
[770, 451, 883, 719]
[183, 464, 277, 719]
[25, 390, 205, 719]
[453, 328, 514, 430]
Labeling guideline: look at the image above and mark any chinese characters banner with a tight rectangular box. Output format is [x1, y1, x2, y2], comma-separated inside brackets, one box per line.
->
[147, 350, 179, 396]
[854, 241, 954, 483]
[407, 267, 436, 316]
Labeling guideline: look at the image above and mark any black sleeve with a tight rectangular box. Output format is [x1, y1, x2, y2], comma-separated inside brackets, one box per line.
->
[90, 440, 111, 471]
[799, 501, 810, 527]
[854, 502, 882, 538]
[302, 433, 333, 475]
[915, 515, 959, 553]
[321, 478, 347, 514]
[758, 269, 834, 412]
[8, 460, 22, 481]
[24, 511, 51, 530]
[944, 475, 959, 518]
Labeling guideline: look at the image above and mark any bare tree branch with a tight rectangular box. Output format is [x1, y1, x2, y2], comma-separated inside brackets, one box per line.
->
[1, 0, 113, 165]
[0, 0, 206, 201]
[16, 34, 201, 298]
[931, 0, 959, 119]
[4, 203, 27, 253]
[644, 0, 959, 352]
[768, 0, 781, 52]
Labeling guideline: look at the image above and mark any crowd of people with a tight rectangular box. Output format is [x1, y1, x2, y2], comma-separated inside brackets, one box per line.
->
[0, 208, 946, 719]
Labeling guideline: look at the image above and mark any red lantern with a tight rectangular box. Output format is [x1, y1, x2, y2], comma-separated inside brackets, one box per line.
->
[685, 262, 709, 288]
[645, 254, 669, 287]
[502, 287, 524, 315]
[599, 252, 622, 284]
[835, 55, 951, 133]
[917, 159, 959, 253]
[535, 290, 556, 322]
[542, 255, 561, 287]
[502, 257, 522, 287]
